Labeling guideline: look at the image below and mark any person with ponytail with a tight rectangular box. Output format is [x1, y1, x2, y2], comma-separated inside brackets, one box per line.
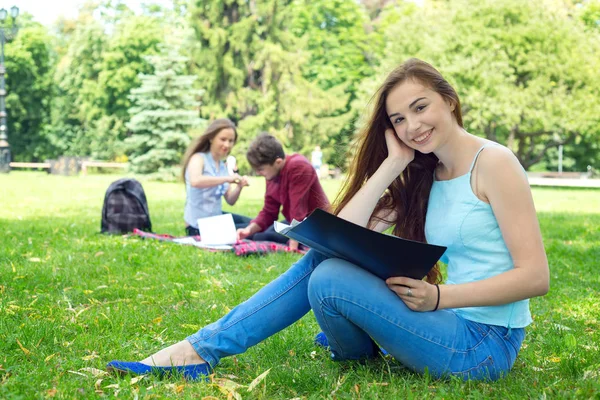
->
[181, 118, 251, 235]
[108, 59, 549, 381]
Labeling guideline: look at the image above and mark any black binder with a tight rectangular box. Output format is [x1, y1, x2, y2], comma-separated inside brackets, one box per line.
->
[275, 208, 447, 280]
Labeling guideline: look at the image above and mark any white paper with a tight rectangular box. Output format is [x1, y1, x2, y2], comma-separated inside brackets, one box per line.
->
[274, 219, 303, 236]
[173, 236, 232, 249]
[197, 214, 237, 245]
[173, 237, 200, 245]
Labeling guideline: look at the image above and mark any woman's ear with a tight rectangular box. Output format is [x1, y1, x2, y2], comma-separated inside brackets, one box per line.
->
[446, 99, 456, 112]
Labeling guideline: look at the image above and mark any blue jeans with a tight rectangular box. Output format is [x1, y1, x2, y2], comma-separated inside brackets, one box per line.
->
[187, 251, 525, 380]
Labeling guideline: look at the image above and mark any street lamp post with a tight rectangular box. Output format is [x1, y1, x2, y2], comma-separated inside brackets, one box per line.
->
[0, 6, 19, 173]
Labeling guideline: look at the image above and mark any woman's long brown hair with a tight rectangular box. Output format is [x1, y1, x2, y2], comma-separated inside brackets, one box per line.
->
[333, 59, 464, 284]
[181, 118, 237, 181]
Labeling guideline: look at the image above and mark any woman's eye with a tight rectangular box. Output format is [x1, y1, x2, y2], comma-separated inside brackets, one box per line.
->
[394, 117, 404, 124]
[416, 104, 427, 112]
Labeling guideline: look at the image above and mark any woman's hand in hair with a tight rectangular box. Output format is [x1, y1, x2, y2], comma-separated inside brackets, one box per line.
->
[384, 128, 414, 165]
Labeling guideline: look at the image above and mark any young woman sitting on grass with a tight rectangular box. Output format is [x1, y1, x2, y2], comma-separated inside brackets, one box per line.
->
[108, 58, 549, 381]
[182, 118, 251, 235]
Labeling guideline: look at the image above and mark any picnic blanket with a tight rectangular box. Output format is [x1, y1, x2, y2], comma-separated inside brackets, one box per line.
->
[132, 229, 305, 256]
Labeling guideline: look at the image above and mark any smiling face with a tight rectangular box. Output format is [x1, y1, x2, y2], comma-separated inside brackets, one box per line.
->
[209, 128, 236, 159]
[385, 80, 457, 154]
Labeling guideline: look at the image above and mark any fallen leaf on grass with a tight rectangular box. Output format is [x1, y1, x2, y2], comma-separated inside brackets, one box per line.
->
[16, 339, 31, 355]
[247, 368, 271, 392]
[212, 378, 244, 400]
[95, 379, 103, 390]
[164, 383, 185, 393]
[80, 367, 108, 377]
[44, 353, 58, 362]
[551, 323, 572, 332]
[68, 370, 88, 377]
[46, 388, 57, 397]
[130, 375, 145, 385]
[95, 252, 104, 257]
[548, 356, 561, 363]
[583, 369, 600, 380]
[152, 317, 163, 324]
[331, 375, 346, 396]
[29, 257, 41, 263]
[265, 266, 276, 272]
[201, 397, 220, 400]
[180, 324, 201, 330]
[82, 352, 99, 361]
[104, 383, 120, 389]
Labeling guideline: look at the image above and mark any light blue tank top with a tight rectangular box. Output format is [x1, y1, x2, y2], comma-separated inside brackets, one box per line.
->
[425, 144, 532, 328]
[184, 152, 230, 228]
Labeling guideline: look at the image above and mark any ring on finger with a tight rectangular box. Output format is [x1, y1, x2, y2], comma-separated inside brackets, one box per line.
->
[407, 288, 413, 297]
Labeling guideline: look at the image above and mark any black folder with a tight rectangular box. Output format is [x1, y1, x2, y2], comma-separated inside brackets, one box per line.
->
[275, 208, 447, 280]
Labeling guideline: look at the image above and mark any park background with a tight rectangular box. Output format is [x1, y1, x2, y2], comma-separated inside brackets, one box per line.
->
[1, 0, 600, 398]
[2, 0, 600, 176]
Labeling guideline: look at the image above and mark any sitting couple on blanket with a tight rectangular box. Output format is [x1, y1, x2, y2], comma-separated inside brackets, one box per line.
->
[182, 121, 330, 250]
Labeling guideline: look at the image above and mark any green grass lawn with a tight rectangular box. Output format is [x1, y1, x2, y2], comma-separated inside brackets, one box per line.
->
[1, 171, 599, 399]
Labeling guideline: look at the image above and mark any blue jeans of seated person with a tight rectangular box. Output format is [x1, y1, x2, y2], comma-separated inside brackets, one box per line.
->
[186, 250, 525, 381]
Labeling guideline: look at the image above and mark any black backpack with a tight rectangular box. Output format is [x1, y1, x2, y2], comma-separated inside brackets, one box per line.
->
[101, 178, 152, 234]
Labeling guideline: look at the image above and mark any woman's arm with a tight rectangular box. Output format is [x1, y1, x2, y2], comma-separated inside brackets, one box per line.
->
[187, 154, 237, 188]
[223, 176, 249, 205]
[388, 146, 549, 311]
[337, 130, 414, 227]
[369, 207, 398, 233]
[439, 146, 549, 307]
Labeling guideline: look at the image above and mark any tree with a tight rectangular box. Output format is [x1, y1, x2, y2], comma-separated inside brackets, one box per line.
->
[186, 0, 352, 171]
[48, 2, 165, 160]
[5, 18, 55, 161]
[125, 45, 204, 175]
[289, 0, 376, 167]
[356, 0, 600, 170]
[48, 14, 107, 157]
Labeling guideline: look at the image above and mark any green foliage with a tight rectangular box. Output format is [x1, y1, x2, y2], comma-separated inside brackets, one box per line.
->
[4, 22, 55, 161]
[125, 45, 204, 175]
[578, 0, 600, 30]
[357, 0, 600, 170]
[187, 0, 356, 170]
[47, 6, 164, 161]
[289, 0, 377, 167]
[5, 0, 600, 173]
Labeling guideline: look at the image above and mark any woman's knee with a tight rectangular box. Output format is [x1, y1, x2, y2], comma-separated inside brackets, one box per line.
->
[307, 259, 361, 301]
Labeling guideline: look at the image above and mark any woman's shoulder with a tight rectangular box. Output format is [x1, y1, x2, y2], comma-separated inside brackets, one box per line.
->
[476, 141, 528, 191]
[478, 141, 522, 172]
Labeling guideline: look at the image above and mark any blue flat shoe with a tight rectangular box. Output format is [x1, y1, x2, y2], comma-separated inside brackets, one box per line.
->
[314, 332, 389, 356]
[106, 360, 211, 381]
